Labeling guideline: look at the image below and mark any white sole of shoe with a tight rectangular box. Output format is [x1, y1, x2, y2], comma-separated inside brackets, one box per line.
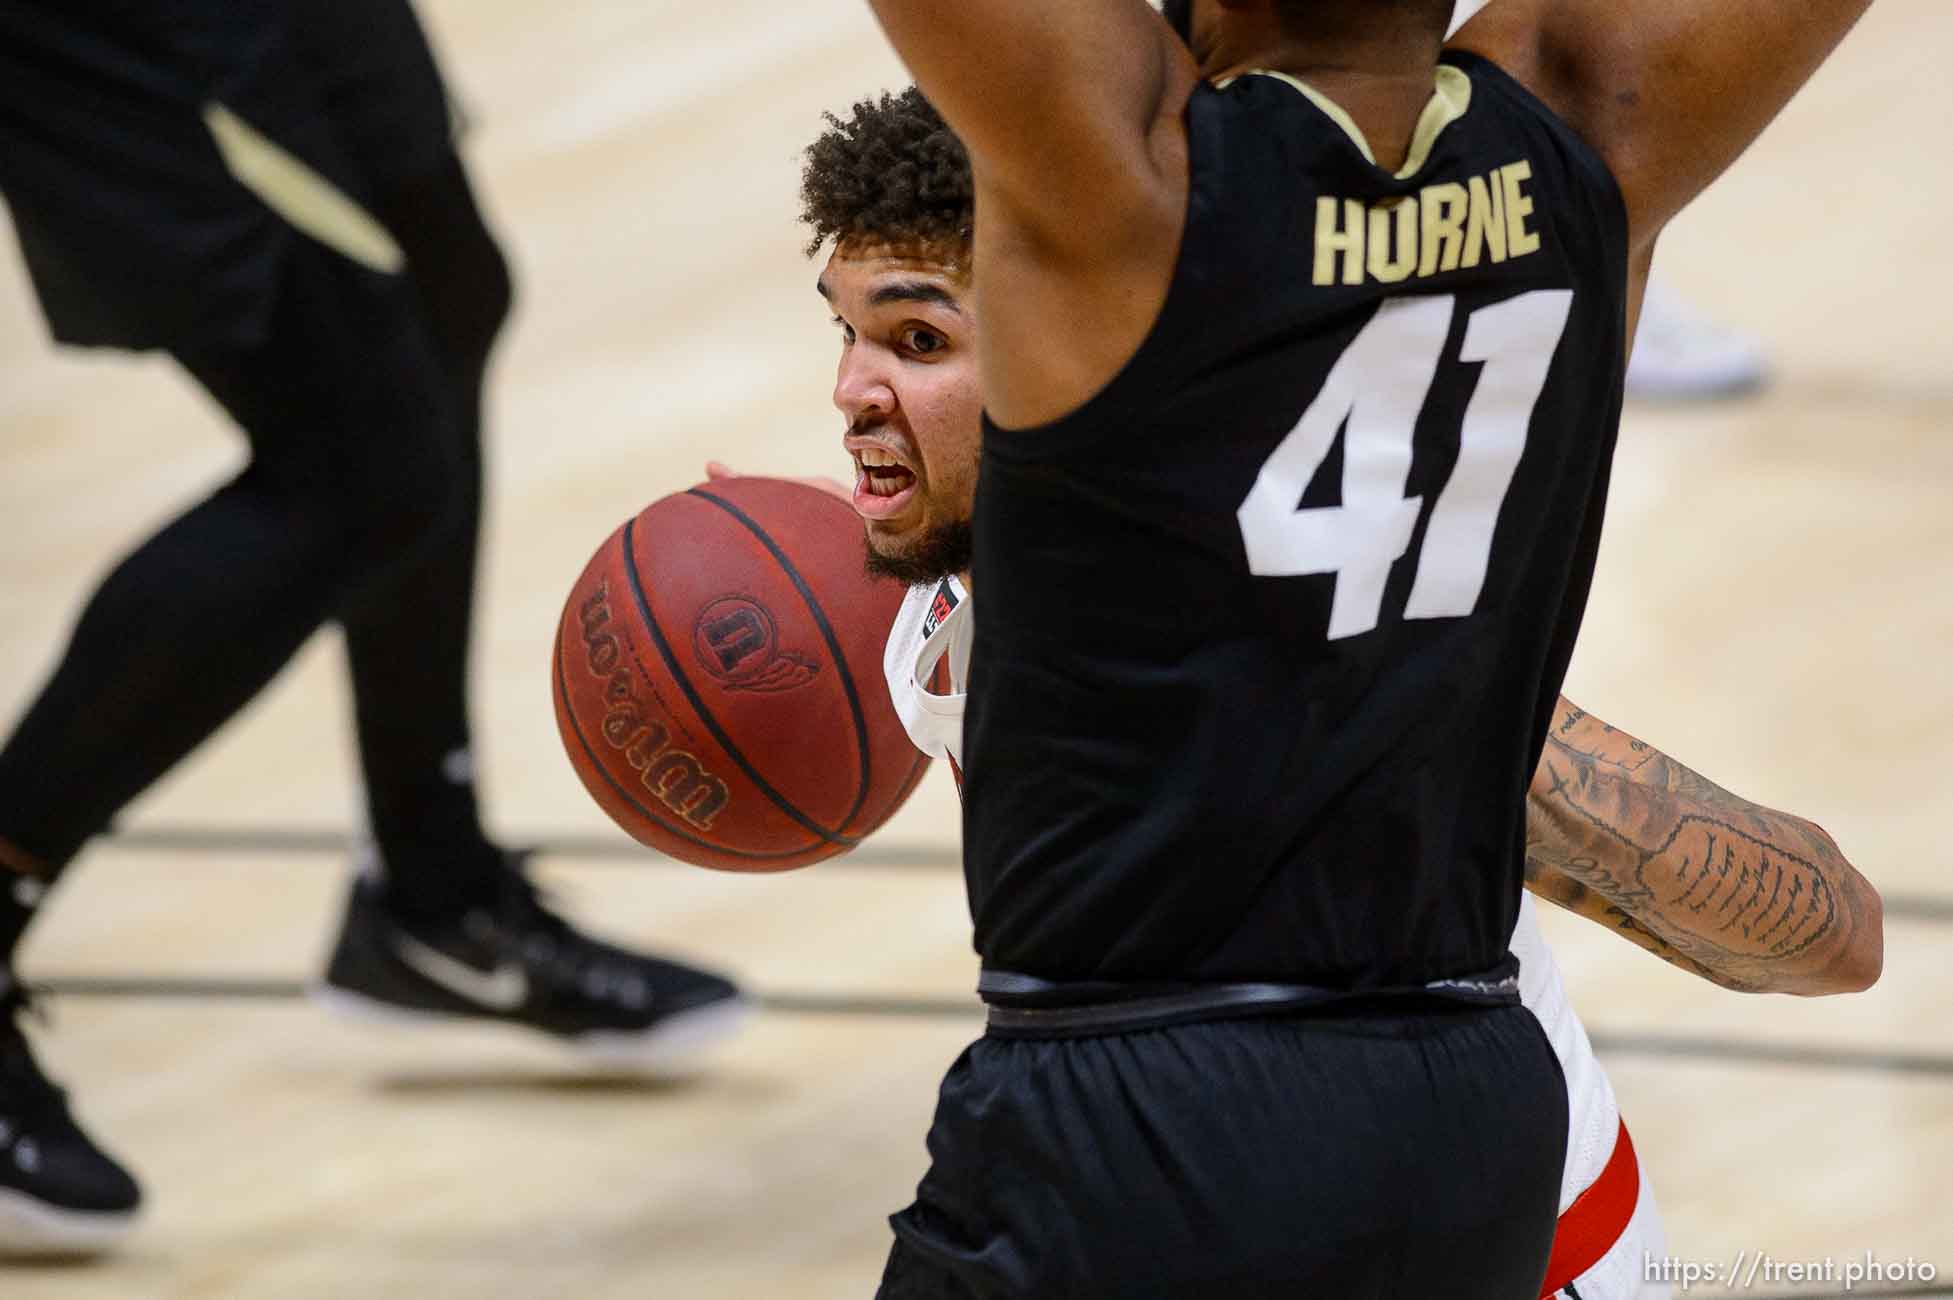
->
[573, 998, 755, 1071]
[0, 1187, 136, 1257]
[307, 985, 755, 1076]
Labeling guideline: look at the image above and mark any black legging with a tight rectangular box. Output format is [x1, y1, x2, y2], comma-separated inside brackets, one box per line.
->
[345, 157, 513, 889]
[0, 155, 511, 911]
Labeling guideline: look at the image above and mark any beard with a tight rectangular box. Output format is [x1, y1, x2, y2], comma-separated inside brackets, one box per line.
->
[864, 517, 973, 587]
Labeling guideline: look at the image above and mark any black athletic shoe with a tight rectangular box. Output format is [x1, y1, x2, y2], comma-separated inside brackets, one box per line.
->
[0, 979, 140, 1256]
[315, 854, 751, 1070]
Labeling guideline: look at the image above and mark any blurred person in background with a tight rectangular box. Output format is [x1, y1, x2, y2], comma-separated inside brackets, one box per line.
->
[0, 0, 746, 1255]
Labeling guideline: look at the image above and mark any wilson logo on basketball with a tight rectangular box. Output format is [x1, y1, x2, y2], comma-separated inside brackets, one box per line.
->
[692, 596, 819, 693]
[579, 584, 730, 830]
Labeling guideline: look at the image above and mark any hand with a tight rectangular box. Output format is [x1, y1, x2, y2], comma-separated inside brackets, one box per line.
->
[704, 461, 852, 506]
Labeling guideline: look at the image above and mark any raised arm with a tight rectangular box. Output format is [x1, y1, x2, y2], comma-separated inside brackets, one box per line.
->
[860, 0, 1182, 214]
[860, 1, 1197, 427]
[1525, 697, 1883, 995]
[1450, 0, 1877, 253]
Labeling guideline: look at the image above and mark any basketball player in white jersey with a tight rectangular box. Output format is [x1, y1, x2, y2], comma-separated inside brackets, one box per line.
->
[715, 78, 1880, 1297]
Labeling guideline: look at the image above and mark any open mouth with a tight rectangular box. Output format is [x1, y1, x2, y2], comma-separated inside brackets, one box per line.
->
[851, 445, 920, 520]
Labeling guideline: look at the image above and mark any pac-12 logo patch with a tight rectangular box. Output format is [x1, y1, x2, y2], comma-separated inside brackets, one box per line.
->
[922, 578, 961, 640]
[694, 596, 820, 693]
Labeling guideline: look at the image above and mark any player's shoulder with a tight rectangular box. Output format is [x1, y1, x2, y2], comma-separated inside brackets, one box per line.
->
[1434, 48, 1615, 176]
[1444, 10, 1641, 224]
[1429, 44, 1631, 255]
[1184, 47, 1615, 205]
[1444, 2, 1583, 123]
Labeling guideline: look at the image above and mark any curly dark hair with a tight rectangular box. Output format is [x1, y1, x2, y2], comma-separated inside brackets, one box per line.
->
[800, 86, 973, 259]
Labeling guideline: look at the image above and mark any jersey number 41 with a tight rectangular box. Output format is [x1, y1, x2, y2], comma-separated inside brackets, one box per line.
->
[1237, 290, 1574, 640]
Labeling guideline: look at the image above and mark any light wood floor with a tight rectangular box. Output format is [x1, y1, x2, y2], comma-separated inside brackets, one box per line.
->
[1, 2, 1949, 1296]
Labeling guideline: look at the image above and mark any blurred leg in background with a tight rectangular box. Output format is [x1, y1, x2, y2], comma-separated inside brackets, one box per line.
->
[0, 0, 746, 1257]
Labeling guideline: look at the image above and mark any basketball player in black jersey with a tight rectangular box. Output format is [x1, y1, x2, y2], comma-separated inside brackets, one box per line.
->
[843, 0, 1881, 1293]
[709, 81, 1883, 1296]
[782, 85, 1882, 1004]
[0, 0, 744, 1254]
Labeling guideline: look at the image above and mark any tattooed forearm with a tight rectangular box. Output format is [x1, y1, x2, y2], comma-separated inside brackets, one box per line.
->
[1535, 754, 1839, 960]
[1551, 704, 1769, 825]
[1656, 815, 1838, 958]
[1526, 697, 1881, 995]
[1523, 853, 1753, 990]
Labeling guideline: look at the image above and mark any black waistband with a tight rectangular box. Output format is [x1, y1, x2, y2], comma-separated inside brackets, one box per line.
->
[977, 962, 1522, 1038]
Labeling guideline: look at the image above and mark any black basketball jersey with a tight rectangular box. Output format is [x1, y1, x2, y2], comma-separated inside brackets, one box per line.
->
[962, 53, 1629, 987]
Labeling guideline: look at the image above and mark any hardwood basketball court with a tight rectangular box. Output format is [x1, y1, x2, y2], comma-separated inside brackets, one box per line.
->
[0, 2, 1947, 1296]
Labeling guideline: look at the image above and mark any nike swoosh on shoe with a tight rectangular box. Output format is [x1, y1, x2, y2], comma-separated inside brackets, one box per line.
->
[390, 934, 529, 1011]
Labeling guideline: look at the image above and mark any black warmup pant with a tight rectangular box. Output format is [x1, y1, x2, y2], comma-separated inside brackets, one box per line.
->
[879, 1002, 1567, 1299]
[0, 0, 512, 912]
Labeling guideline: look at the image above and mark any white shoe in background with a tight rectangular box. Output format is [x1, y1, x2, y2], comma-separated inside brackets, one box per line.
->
[1626, 278, 1771, 402]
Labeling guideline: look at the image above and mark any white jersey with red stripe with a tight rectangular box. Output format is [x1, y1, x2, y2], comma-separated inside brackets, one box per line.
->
[883, 575, 1668, 1299]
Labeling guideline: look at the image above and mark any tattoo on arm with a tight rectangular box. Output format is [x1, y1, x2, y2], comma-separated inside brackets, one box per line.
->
[1522, 851, 1748, 989]
[1553, 704, 1759, 817]
[1527, 698, 1865, 990]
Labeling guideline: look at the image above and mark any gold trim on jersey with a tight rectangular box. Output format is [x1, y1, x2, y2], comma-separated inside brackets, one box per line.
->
[202, 103, 406, 275]
[1236, 65, 1473, 181]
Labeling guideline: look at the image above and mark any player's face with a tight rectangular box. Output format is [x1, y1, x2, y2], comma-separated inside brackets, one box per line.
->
[820, 243, 981, 584]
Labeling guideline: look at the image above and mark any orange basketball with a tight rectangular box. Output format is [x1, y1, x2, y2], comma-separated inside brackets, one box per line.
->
[552, 477, 928, 871]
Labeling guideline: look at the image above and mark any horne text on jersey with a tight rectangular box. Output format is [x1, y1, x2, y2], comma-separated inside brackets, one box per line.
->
[1314, 160, 1541, 287]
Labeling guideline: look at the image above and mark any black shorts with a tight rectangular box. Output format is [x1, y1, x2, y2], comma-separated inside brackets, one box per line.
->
[0, 0, 454, 350]
[879, 1001, 1568, 1299]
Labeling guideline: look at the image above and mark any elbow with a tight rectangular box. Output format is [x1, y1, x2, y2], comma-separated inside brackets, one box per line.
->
[1831, 882, 1885, 993]
[1792, 878, 1884, 996]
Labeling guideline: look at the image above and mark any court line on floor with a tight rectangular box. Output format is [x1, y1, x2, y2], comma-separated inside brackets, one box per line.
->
[34, 976, 1953, 1076]
[1584, 1032, 1953, 1078]
[105, 824, 956, 868]
[93, 825, 1953, 923]
[41, 976, 980, 1019]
